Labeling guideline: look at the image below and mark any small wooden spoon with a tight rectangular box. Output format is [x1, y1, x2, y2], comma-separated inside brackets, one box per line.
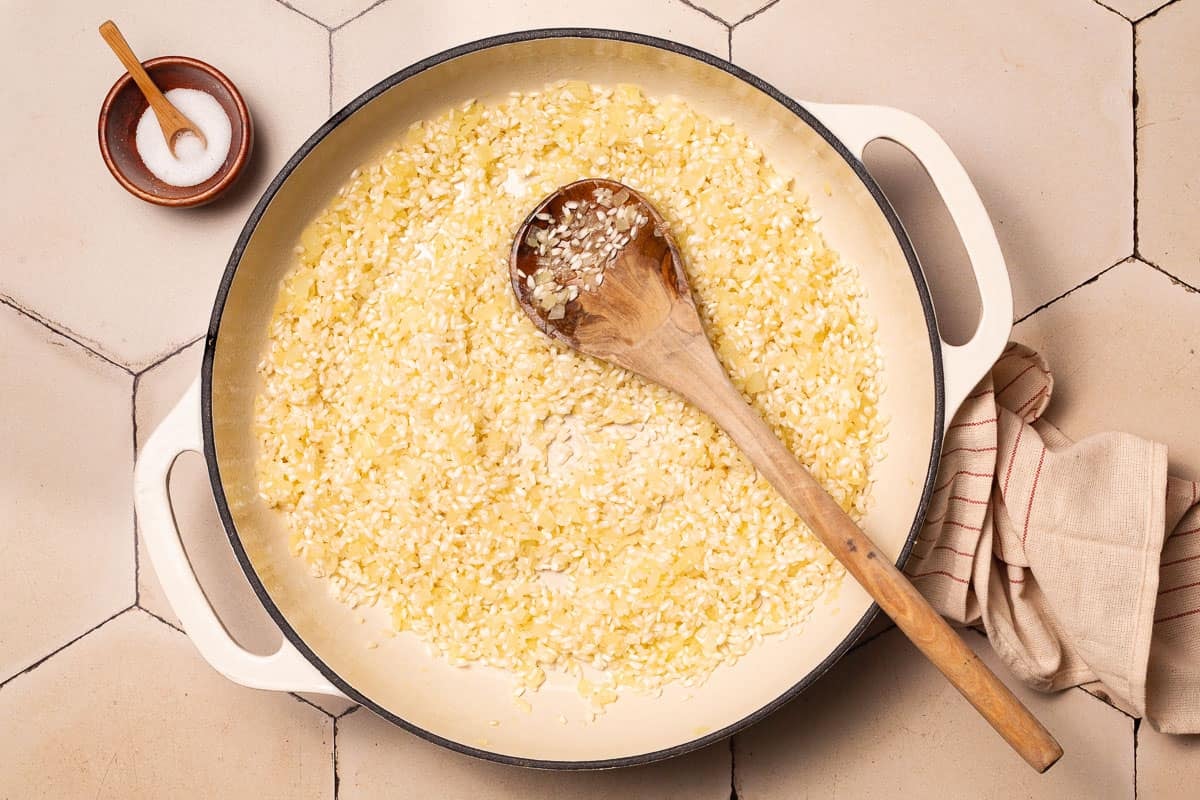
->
[511, 178, 1063, 773]
[99, 20, 207, 156]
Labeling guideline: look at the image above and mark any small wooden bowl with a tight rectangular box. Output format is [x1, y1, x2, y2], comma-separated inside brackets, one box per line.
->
[98, 56, 252, 207]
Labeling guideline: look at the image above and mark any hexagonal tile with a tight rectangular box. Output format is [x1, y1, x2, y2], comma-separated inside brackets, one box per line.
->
[134, 340, 357, 717]
[0, 302, 134, 683]
[734, 0, 1133, 320]
[1137, 722, 1200, 798]
[734, 629, 1133, 798]
[331, 0, 729, 108]
[1101, 0, 1173, 21]
[336, 707, 731, 799]
[0, 2, 327, 370]
[1080, 681, 1140, 718]
[1136, 0, 1200, 289]
[277, 0, 378, 28]
[0, 610, 333, 798]
[688, 0, 775, 26]
[1013, 260, 1200, 473]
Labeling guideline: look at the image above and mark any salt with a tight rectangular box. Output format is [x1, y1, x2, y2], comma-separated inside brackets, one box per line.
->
[134, 88, 232, 187]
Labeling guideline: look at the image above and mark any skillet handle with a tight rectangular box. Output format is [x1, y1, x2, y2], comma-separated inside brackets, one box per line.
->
[133, 378, 344, 697]
[805, 103, 1014, 427]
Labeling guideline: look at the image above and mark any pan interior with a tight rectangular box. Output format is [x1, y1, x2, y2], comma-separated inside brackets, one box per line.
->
[207, 33, 937, 764]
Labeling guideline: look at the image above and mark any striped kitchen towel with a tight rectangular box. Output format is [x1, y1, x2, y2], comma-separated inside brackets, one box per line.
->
[908, 342, 1200, 733]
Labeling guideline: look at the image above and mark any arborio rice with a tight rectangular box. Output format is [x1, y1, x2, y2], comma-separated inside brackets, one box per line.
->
[255, 81, 886, 709]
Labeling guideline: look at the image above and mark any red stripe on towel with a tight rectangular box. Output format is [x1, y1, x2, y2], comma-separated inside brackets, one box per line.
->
[1003, 424, 1024, 495]
[942, 445, 998, 457]
[1168, 526, 1200, 541]
[1161, 553, 1200, 569]
[1022, 445, 1047, 548]
[909, 544, 975, 561]
[910, 569, 969, 585]
[932, 470, 994, 495]
[1015, 387, 1048, 418]
[1155, 607, 1200, 624]
[1158, 581, 1200, 596]
[995, 363, 1037, 396]
[948, 417, 998, 431]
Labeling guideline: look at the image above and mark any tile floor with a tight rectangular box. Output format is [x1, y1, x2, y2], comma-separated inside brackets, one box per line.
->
[2, 0, 1197, 797]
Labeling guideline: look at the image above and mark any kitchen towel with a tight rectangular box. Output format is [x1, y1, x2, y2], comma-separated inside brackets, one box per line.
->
[909, 342, 1200, 733]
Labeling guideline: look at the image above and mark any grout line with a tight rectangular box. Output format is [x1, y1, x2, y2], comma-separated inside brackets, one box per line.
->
[1144, 260, 1200, 293]
[133, 517, 142, 606]
[333, 715, 341, 799]
[131, 372, 141, 604]
[1135, 0, 1182, 23]
[290, 692, 338, 719]
[1133, 717, 1141, 798]
[728, 736, 738, 800]
[331, 0, 389, 32]
[338, 704, 362, 719]
[137, 605, 185, 635]
[726, 26, 733, 61]
[134, 334, 206, 378]
[0, 606, 133, 691]
[734, 0, 783, 27]
[131, 372, 141, 455]
[674, 0, 730, 27]
[328, 29, 335, 118]
[1092, 0, 1133, 21]
[0, 294, 132, 375]
[1073, 685, 1139, 721]
[1013, 259, 1126, 324]
[271, 0, 331, 30]
[1131, 20, 1140, 260]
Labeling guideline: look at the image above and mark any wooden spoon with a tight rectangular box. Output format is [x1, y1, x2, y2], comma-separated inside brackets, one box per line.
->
[510, 178, 1063, 773]
[99, 20, 207, 156]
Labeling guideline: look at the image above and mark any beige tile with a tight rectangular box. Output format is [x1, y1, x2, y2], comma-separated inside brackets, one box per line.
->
[0, 304, 134, 682]
[332, 1, 728, 107]
[298, 691, 358, 718]
[1080, 681, 1140, 719]
[734, 629, 1133, 799]
[1137, 724, 1200, 799]
[1137, 0, 1200, 289]
[1014, 259, 1200, 475]
[134, 341, 356, 716]
[0, 1, 327, 370]
[281, 0, 378, 28]
[850, 608, 896, 651]
[1104, 1, 1173, 21]
[337, 708, 731, 800]
[0, 610, 332, 799]
[689, 0, 775, 25]
[734, 0, 1133, 321]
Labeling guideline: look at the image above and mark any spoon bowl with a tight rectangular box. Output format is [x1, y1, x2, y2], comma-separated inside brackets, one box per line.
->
[511, 178, 695, 375]
[510, 179, 1063, 773]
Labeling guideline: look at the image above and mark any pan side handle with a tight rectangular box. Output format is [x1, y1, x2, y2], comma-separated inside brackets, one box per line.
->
[806, 103, 1014, 429]
[133, 378, 344, 698]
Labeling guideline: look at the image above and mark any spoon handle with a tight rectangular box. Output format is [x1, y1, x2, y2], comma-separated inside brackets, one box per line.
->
[676, 340, 1063, 773]
[98, 21, 204, 151]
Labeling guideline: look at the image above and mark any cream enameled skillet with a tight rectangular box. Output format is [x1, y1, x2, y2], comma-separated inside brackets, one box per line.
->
[134, 29, 1012, 768]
